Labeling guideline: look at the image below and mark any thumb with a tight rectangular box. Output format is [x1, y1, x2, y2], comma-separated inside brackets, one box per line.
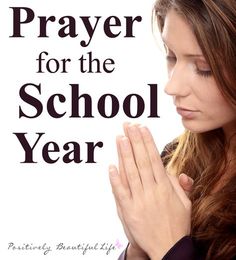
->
[179, 173, 194, 195]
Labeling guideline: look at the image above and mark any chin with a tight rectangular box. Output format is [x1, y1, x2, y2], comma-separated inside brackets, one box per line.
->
[181, 120, 217, 134]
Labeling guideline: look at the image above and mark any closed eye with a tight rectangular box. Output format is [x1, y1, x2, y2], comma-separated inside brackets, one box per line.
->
[195, 68, 212, 78]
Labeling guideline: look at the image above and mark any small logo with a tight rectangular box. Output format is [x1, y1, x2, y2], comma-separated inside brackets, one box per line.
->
[115, 239, 123, 249]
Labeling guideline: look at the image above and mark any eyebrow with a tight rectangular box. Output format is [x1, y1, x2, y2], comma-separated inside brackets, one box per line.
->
[161, 35, 205, 58]
[183, 54, 205, 58]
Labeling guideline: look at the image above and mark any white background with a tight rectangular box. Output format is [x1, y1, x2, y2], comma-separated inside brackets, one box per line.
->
[0, 0, 184, 259]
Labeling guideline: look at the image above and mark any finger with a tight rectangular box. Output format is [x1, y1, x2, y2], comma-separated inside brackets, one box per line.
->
[113, 198, 139, 250]
[113, 197, 135, 242]
[116, 135, 130, 191]
[109, 165, 131, 206]
[117, 136, 143, 197]
[138, 126, 167, 183]
[113, 190, 124, 222]
[179, 173, 194, 194]
[123, 122, 130, 137]
[168, 174, 192, 209]
[123, 122, 140, 137]
[111, 190, 134, 244]
[126, 124, 156, 190]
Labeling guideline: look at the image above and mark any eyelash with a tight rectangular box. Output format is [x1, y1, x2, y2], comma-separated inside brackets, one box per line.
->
[166, 56, 212, 78]
[195, 69, 212, 78]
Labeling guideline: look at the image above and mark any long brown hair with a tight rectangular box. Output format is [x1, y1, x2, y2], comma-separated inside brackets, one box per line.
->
[154, 0, 236, 259]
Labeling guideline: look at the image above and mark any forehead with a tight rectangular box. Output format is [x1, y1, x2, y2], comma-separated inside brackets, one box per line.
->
[161, 8, 202, 54]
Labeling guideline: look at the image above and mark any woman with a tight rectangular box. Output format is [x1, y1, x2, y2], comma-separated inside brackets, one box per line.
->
[109, 0, 236, 259]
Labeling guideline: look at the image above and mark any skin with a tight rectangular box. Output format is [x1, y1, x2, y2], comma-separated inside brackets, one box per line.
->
[109, 8, 236, 260]
[162, 9, 236, 135]
[114, 123, 194, 260]
[110, 125, 192, 259]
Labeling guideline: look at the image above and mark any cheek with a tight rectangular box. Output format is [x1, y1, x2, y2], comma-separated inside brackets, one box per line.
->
[183, 104, 236, 134]
[199, 90, 234, 122]
[193, 79, 226, 110]
[184, 80, 236, 132]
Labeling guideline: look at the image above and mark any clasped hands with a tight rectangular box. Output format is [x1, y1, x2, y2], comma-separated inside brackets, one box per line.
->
[109, 123, 193, 260]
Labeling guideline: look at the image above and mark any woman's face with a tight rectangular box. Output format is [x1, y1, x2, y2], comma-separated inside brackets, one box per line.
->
[162, 9, 236, 134]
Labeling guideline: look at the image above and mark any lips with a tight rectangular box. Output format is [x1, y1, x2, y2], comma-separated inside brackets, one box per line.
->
[176, 107, 199, 119]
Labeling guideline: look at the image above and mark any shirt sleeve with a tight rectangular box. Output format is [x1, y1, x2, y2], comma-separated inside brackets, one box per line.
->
[117, 237, 204, 260]
[162, 236, 203, 260]
[117, 243, 128, 260]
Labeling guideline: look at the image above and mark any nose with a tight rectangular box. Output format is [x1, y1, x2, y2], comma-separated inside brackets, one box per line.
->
[164, 63, 190, 97]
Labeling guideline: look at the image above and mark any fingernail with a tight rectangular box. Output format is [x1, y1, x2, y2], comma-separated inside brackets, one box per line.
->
[109, 165, 117, 177]
[139, 125, 148, 135]
[120, 137, 129, 148]
[188, 177, 194, 185]
[180, 173, 188, 183]
[116, 135, 124, 141]
[123, 122, 130, 130]
[128, 125, 137, 134]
